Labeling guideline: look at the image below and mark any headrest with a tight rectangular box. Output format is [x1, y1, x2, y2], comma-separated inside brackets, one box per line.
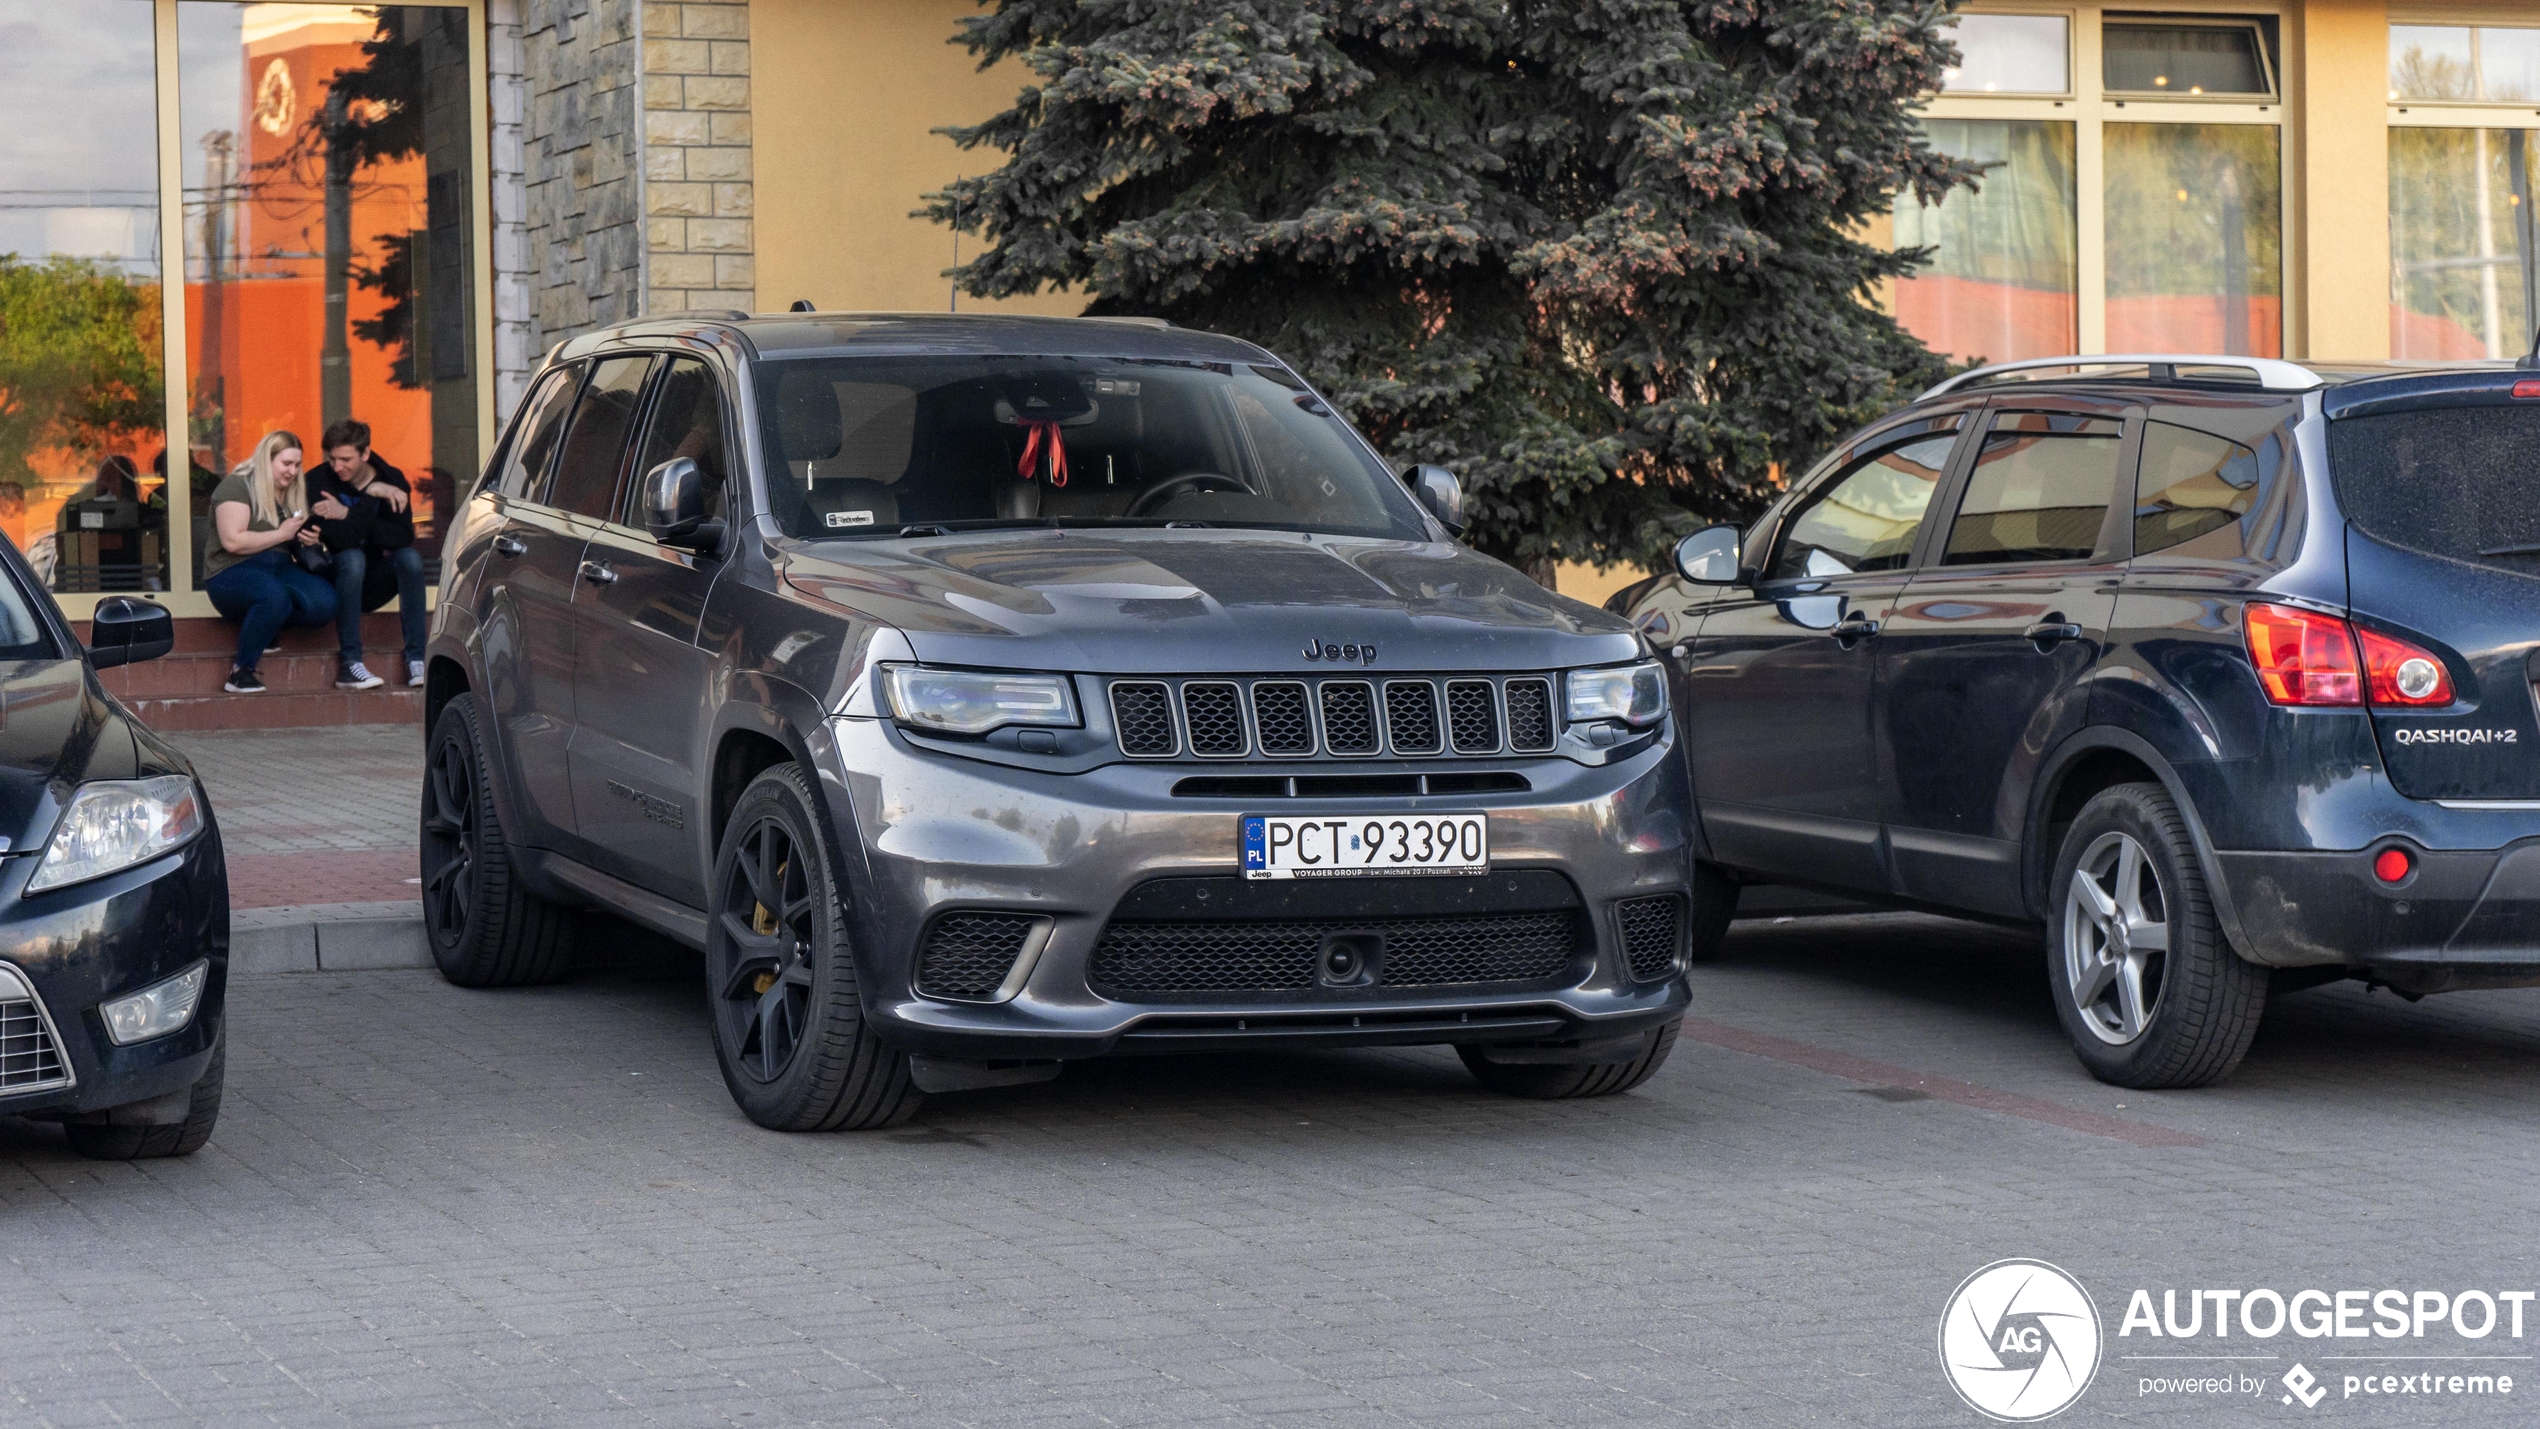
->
[773, 369, 842, 461]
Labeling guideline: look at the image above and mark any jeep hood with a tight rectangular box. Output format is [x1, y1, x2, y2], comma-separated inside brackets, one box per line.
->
[780, 530, 1642, 674]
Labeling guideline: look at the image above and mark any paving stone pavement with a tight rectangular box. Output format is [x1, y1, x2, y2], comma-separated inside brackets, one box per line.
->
[5, 911, 2538, 1426]
[169, 725, 423, 911]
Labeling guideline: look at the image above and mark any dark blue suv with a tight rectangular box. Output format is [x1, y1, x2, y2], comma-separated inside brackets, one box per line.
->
[1623, 354, 2540, 1089]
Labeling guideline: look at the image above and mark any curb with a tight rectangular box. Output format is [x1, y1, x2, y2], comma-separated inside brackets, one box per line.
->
[233, 902, 429, 976]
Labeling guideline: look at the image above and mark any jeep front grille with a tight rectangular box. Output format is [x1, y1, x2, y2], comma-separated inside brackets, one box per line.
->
[1107, 674, 1566, 761]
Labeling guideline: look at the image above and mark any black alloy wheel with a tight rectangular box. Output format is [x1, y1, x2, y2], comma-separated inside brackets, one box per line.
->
[704, 764, 922, 1131]
[419, 693, 576, 987]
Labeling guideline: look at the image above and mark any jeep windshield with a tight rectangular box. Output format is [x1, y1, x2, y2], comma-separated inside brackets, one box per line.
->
[750, 354, 1430, 542]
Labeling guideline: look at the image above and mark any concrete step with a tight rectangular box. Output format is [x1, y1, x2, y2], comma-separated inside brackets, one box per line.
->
[87, 613, 425, 730]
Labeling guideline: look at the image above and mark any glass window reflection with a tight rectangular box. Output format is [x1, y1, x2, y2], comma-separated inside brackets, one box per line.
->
[2104, 124, 2283, 357]
[2389, 128, 2539, 360]
[1940, 15, 2070, 95]
[1895, 120, 2079, 363]
[0, 0, 166, 592]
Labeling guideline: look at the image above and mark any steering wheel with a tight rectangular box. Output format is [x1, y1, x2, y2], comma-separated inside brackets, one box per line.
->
[1126, 472, 1250, 518]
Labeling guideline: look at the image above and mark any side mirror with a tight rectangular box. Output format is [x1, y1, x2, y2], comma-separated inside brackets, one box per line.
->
[87, 596, 174, 669]
[1674, 525, 1744, 585]
[1404, 464, 1465, 536]
[641, 457, 724, 553]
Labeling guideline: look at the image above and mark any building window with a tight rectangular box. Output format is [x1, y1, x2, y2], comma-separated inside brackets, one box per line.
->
[1899, 6, 2287, 363]
[1894, 120, 2079, 362]
[2388, 23, 2540, 359]
[0, 0, 166, 592]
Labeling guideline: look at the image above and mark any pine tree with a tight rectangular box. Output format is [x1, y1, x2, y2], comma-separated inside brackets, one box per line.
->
[931, 0, 1969, 584]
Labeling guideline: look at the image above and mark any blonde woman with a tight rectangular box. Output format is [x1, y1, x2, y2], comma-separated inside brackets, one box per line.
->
[204, 430, 338, 693]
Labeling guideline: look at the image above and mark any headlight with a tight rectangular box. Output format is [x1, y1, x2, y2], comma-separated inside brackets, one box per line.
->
[882, 665, 1080, 736]
[27, 774, 205, 893]
[1565, 661, 1668, 727]
[101, 960, 207, 1045]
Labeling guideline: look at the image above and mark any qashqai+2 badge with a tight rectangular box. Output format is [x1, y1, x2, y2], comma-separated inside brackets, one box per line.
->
[1938, 1259, 2102, 1422]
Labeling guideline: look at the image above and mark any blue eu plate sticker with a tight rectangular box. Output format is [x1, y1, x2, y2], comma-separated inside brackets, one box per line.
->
[1242, 817, 1267, 875]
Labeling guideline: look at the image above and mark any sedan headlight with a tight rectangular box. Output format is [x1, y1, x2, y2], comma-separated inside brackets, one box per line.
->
[882, 665, 1080, 736]
[1566, 661, 1668, 727]
[27, 774, 205, 893]
[101, 960, 207, 1045]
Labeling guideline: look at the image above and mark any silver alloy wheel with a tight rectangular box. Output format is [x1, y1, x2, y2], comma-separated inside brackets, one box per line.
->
[2062, 830, 2171, 1045]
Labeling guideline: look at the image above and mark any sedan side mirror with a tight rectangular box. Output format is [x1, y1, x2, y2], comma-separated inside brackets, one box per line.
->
[1404, 464, 1465, 537]
[1674, 525, 1745, 585]
[642, 457, 724, 553]
[87, 596, 174, 669]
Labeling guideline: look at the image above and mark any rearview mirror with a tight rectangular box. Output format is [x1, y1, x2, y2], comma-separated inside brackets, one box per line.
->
[642, 458, 724, 553]
[1674, 525, 1744, 585]
[87, 596, 174, 669]
[1404, 464, 1465, 537]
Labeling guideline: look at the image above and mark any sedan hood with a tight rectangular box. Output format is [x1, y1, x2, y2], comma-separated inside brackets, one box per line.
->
[781, 530, 1643, 674]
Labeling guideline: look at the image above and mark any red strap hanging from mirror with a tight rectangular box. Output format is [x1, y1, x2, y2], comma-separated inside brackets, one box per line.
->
[1017, 418, 1069, 488]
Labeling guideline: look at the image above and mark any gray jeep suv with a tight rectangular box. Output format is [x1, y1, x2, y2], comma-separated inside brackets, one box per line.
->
[420, 313, 1695, 1130]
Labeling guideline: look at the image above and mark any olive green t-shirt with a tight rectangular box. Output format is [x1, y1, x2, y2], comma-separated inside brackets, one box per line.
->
[202, 472, 275, 580]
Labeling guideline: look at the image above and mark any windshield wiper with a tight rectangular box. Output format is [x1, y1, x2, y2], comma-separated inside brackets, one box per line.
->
[2478, 542, 2540, 558]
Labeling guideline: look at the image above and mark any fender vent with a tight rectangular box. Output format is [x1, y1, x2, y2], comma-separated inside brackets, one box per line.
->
[916, 913, 1046, 1000]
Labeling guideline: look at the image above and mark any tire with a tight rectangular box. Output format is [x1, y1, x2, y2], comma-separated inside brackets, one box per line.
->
[2047, 782, 2266, 1089]
[66, 1030, 224, 1160]
[420, 692, 577, 988]
[705, 764, 923, 1131]
[1459, 1017, 1682, 1099]
[1683, 861, 1739, 964]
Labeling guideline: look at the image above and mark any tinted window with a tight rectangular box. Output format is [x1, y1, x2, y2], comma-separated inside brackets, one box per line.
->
[1770, 433, 1956, 579]
[2330, 404, 2540, 570]
[547, 356, 655, 519]
[1943, 413, 2122, 565]
[751, 355, 1426, 540]
[627, 357, 732, 525]
[493, 366, 580, 500]
[2135, 421, 2260, 556]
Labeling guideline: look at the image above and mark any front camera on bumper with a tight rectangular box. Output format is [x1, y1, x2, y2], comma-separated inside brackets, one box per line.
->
[882, 664, 1082, 736]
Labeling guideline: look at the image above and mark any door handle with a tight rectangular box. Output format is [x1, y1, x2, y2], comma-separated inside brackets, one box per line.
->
[577, 559, 617, 586]
[492, 534, 526, 557]
[1831, 612, 1880, 648]
[2024, 618, 2086, 648]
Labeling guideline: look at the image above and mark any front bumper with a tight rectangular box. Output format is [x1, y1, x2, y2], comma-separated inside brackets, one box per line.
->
[814, 715, 1695, 1060]
[2218, 833, 2540, 991]
[0, 829, 228, 1119]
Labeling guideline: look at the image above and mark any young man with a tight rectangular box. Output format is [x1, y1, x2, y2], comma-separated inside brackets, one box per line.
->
[309, 419, 427, 690]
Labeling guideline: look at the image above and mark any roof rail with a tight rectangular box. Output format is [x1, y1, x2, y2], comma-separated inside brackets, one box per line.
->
[1918, 354, 2324, 401]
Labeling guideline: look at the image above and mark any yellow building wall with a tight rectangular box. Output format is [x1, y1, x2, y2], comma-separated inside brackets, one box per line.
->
[2296, 0, 2392, 359]
[748, 0, 1079, 315]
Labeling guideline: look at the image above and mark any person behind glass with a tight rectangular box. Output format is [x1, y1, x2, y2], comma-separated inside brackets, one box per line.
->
[308, 419, 424, 690]
[203, 430, 336, 694]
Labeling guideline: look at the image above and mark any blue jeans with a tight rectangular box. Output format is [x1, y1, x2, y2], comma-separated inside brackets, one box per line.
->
[204, 550, 338, 671]
[332, 545, 427, 664]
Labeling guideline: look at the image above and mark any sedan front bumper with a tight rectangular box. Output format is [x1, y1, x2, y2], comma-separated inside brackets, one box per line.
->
[814, 715, 1695, 1060]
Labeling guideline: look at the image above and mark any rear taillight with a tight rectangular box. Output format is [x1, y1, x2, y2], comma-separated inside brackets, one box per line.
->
[2245, 603, 2360, 705]
[2359, 627, 2456, 706]
[2244, 603, 2454, 708]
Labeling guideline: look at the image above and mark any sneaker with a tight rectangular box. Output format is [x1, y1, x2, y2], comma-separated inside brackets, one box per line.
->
[407, 659, 426, 688]
[336, 659, 384, 691]
[264, 644, 283, 654]
[224, 667, 265, 694]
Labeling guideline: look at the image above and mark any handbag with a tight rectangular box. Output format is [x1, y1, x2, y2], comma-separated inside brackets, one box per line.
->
[293, 540, 335, 578]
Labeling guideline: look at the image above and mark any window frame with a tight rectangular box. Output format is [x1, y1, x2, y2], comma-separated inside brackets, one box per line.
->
[1761, 418, 1976, 584]
[614, 347, 744, 532]
[541, 352, 660, 523]
[1927, 401, 2140, 571]
[1909, 1, 2292, 359]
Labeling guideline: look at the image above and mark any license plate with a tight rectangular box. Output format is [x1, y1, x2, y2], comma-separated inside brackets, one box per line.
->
[1240, 813, 1488, 880]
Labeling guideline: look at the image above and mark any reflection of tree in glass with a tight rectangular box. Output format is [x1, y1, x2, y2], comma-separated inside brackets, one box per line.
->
[2389, 127, 2537, 359]
[0, 257, 162, 495]
[353, 231, 419, 389]
[2104, 125, 2281, 300]
[1900, 120, 2077, 289]
[2392, 46, 2476, 101]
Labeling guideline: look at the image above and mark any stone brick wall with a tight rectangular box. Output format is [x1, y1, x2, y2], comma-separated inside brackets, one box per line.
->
[640, 1, 755, 314]
[490, 0, 756, 426]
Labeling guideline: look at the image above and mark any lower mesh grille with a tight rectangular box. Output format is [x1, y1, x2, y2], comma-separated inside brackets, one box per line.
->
[916, 913, 1041, 999]
[1618, 897, 1683, 981]
[1090, 912, 1576, 996]
[0, 997, 68, 1089]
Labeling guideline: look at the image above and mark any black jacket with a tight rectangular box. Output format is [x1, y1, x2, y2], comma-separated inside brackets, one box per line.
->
[309, 455, 416, 554]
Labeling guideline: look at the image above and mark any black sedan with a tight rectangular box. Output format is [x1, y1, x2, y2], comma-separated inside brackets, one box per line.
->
[0, 561, 227, 1158]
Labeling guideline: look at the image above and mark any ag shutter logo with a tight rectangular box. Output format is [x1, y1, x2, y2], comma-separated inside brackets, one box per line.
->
[1940, 1260, 2104, 1422]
